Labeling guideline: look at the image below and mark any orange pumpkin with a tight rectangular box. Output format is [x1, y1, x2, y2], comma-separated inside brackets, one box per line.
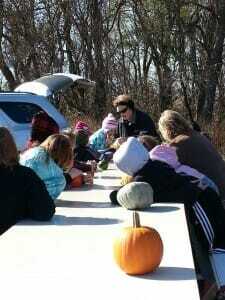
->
[70, 174, 84, 188]
[113, 211, 163, 275]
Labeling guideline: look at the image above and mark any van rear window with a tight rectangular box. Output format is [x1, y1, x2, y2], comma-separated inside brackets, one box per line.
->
[0, 102, 42, 123]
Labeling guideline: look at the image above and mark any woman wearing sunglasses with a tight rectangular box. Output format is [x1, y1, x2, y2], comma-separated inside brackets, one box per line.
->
[113, 94, 158, 143]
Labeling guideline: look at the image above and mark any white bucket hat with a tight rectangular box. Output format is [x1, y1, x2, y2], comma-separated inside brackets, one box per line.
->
[113, 137, 149, 176]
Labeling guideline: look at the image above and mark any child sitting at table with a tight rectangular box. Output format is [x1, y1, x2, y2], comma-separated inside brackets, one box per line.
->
[120, 134, 218, 194]
[26, 111, 59, 149]
[0, 127, 55, 234]
[20, 134, 74, 199]
[138, 135, 219, 194]
[74, 121, 92, 136]
[89, 113, 118, 152]
[62, 128, 95, 172]
[74, 129, 100, 162]
[62, 128, 95, 186]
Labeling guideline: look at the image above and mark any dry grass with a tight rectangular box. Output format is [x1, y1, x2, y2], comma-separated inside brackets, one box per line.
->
[63, 107, 225, 157]
[59, 91, 225, 157]
[205, 121, 225, 157]
[64, 109, 100, 132]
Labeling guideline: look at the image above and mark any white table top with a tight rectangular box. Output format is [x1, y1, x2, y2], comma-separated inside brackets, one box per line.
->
[0, 165, 200, 300]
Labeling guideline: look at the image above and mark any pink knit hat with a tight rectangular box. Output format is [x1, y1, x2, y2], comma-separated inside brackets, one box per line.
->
[102, 113, 118, 132]
[74, 121, 91, 135]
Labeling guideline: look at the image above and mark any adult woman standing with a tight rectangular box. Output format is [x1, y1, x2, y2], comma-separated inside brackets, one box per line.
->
[0, 127, 55, 234]
[158, 110, 225, 201]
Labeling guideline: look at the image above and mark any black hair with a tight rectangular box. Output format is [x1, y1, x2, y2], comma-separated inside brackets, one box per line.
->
[117, 100, 134, 110]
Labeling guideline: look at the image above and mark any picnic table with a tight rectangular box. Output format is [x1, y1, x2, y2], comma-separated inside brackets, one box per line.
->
[0, 164, 200, 300]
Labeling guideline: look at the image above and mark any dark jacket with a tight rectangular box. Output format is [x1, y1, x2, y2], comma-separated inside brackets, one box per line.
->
[117, 109, 158, 138]
[74, 146, 100, 162]
[0, 164, 55, 234]
[134, 160, 200, 204]
[73, 160, 92, 172]
[134, 160, 225, 251]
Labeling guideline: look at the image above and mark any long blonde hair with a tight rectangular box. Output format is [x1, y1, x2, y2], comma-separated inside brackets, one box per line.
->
[0, 127, 19, 168]
[41, 134, 73, 170]
[158, 110, 192, 142]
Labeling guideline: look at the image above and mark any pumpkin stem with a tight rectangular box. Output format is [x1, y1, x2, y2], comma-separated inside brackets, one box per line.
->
[133, 211, 141, 228]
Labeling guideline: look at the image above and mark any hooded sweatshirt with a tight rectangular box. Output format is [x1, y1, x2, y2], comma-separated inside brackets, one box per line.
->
[20, 146, 66, 200]
[89, 114, 118, 151]
[113, 137, 225, 252]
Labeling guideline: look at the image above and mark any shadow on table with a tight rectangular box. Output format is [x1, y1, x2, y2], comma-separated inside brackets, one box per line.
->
[56, 199, 113, 208]
[90, 184, 120, 190]
[94, 175, 121, 180]
[134, 266, 196, 281]
[52, 215, 122, 225]
[145, 205, 180, 213]
[64, 184, 120, 192]
[56, 201, 180, 212]
[18, 215, 122, 226]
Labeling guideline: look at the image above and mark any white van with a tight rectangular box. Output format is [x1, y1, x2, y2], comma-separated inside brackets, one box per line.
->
[0, 73, 95, 150]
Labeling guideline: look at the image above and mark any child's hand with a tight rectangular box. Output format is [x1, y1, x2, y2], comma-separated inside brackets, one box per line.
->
[117, 137, 127, 145]
[87, 160, 97, 175]
[84, 172, 94, 185]
[69, 167, 83, 179]
[106, 132, 115, 146]
[111, 137, 127, 149]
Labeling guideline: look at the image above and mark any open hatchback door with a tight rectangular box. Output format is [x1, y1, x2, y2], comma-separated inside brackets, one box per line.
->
[14, 73, 95, 97]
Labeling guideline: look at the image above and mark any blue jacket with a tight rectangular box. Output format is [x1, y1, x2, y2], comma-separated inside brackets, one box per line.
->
[89, 128, 107, 151]
[20, 146, 66, 199]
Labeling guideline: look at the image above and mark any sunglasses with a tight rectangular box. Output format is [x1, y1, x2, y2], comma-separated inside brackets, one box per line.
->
[118, 107, 128, 114]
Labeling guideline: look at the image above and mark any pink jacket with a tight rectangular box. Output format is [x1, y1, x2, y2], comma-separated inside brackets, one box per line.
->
[150, 144, 206, 179]
[150, 144, 219, 193]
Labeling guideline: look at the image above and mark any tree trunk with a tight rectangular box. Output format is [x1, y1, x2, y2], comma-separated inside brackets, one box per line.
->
[202, 0, 225, 121]
[156, 65, 173, 112]
[90, 0, 107, 119]
[0, 0, 17, 89]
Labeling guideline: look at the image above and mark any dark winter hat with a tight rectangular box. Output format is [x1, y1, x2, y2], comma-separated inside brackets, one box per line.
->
[74, 129, 89, 147]
[73, 121, 92, 136]
[30, 111, 59, 143]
